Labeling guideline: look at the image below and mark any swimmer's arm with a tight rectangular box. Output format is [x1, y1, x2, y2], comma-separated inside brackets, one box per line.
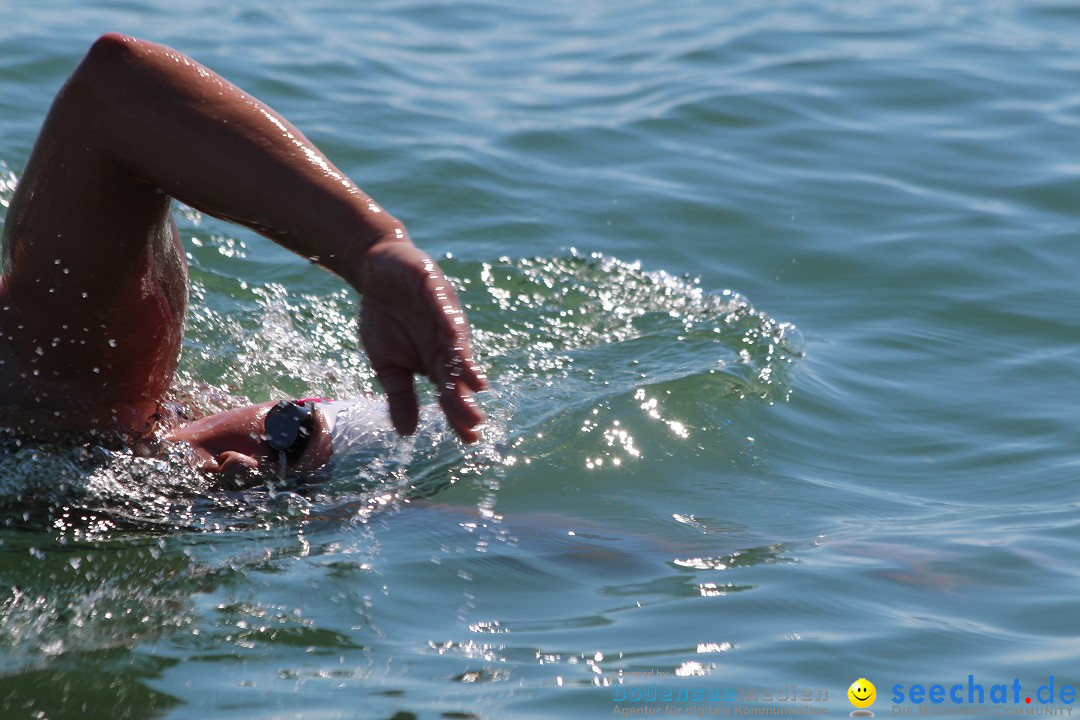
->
[76, 33, 486, 440]
[75, 33, 394, 285]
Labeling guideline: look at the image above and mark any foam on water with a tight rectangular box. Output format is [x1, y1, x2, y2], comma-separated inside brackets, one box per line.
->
[26, 250, 799, 526]
[0, 177, 800, 670]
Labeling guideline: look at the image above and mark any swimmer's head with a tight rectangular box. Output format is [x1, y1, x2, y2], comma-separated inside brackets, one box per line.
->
[166, 400, 332, 478]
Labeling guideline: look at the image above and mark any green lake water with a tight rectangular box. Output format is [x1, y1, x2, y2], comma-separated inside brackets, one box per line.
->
[2, 1, 1080, 718]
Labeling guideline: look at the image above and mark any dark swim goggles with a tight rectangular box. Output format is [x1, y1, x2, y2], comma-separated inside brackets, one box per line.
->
[264, 400, 314, 463]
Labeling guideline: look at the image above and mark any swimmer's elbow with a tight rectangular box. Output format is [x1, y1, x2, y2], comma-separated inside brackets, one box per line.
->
[74, 33, 160, 105]
[85, 33, 142, 67]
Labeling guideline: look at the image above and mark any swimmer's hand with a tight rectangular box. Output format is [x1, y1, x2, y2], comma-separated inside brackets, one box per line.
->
[357, 241, 487, 442]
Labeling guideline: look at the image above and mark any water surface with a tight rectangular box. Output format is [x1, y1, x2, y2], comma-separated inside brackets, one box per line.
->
[1, 1, 1079, 718]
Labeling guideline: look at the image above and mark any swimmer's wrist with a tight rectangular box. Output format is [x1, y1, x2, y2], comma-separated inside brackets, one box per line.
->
[340, 225, 412, 294]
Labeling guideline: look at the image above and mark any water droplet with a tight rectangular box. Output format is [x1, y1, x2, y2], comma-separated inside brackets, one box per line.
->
[108, 339, 117, 348]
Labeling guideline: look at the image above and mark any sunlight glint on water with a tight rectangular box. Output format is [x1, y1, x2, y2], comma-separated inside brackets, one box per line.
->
[2, 1, 1080, 717]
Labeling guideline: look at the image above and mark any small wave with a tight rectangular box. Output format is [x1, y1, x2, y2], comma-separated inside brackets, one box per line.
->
[459, 251, 801, 384]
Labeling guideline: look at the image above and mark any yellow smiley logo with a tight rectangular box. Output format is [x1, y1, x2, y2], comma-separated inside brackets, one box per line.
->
[848, 678, 877, 709]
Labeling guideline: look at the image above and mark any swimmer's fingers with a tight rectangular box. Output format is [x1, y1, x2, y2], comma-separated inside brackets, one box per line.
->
[452, 344, 488, 394]
[461, 360, 487, 394]
[410, 252, 486, 441]
[376, 366, 420, 436]
[431, 301, 487, 441]
[430, 350, 484, 444]
[203, 451, 260, 475]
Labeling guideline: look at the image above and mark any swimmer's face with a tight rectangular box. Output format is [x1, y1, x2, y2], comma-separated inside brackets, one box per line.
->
[848, 679, 876, 708]
[166, 401, 332, 478]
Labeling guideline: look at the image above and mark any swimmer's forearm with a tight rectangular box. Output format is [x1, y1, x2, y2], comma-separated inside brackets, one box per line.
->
[73, 33, 401, 290]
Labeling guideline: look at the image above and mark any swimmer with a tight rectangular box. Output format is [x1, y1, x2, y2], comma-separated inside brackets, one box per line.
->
[0, 33, 486, 475]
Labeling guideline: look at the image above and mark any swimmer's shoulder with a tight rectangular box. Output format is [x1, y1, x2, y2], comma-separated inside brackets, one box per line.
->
[0, 278, 164, 439]
[0, 275, 36, 403]
[0, 399, 162, 445]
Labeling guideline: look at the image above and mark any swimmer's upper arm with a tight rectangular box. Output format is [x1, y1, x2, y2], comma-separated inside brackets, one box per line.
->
[69, 33, 405, 278]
